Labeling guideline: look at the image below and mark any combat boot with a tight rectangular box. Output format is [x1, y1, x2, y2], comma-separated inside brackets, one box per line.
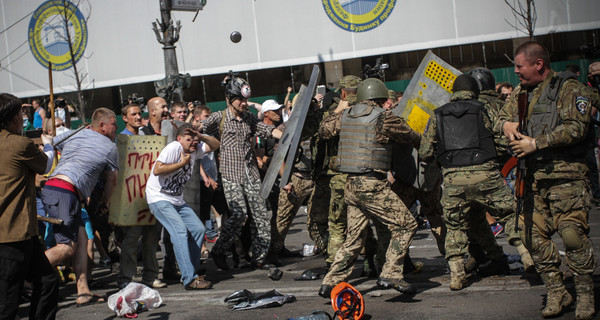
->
[542, 286, 573, 317]
[574, 274, 595, 320]
[515, 243, 535, 273]
[477, 254, 510, 276]
[464, 255, 478, 274]
[448, 259, 468, 290]
[540, 272, 573, 318]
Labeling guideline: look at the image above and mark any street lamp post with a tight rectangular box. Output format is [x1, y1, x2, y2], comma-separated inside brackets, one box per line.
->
[152, 0, 204, 103]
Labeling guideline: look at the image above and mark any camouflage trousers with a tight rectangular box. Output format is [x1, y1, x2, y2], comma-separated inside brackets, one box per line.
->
[212, 176, 271, 264]
[306, 175, 330, 254]
[323, 175, 417, 286]
[271, 173, 315, 253]
[521, 178, 596, 277]
[391, 182, 446, 255]
[327, 172, 348, 264]
[442, 169, 513, 261]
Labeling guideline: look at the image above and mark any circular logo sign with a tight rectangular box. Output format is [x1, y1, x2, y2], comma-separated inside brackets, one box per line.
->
[28, 0, 88, 71]
[323, 0, 395, 32]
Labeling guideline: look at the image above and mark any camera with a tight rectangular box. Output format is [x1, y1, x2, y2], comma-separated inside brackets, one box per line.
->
[363, 57, 389, 80]
[193, 100, 203, 107]
[55, 99, 67, 109]
[127, 93, 145, 105]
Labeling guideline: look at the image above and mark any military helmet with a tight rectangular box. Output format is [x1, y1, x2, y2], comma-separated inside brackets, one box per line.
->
[224, 77, 251, 101]
[356, 78, 388, 102]
[467, 68, 496, 91]
[452, 74, 480, 98]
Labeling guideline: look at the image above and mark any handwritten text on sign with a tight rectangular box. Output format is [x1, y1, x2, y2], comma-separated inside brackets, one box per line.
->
[109, 135, 166, 226]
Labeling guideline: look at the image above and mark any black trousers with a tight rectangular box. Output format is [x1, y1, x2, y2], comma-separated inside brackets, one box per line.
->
[0, 238, 58, 320]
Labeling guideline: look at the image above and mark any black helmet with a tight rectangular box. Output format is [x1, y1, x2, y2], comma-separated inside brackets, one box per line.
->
[467, 68, 496, 91]
[452, 74, 480, 98]
[224, 77, 251, 101]
[356, 78, 388, 102]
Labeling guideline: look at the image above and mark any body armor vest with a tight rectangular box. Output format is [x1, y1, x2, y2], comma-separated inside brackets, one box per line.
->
[435, 99, 496, 167]
[527, 71, 587, 159]
[337, 103, 392, 174]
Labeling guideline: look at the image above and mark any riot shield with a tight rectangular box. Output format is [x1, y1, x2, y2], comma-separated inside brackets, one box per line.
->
[109, 135, 166, 226]
[393, 50, 462, 134]
[259, 64, 320, 199]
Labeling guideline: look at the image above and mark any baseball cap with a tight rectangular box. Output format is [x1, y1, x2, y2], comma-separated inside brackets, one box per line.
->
[261, 99, 283, 113]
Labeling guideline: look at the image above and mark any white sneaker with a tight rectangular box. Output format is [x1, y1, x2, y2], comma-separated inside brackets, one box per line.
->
[144, 279, 167, 288]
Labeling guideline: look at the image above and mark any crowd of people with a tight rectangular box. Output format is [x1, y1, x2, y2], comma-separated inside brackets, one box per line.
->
[2, 40, 600, 319]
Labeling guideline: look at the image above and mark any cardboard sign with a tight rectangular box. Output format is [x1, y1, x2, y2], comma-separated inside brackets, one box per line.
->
[394, 50, 461, 134]
[109, 135, 166, 226]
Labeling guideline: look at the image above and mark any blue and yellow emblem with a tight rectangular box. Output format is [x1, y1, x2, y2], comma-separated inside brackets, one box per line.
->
[28, 0, 87, 71]
[322, 0, 395, 32]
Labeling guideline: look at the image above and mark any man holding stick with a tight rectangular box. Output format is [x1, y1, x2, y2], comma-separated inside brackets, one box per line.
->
[41, 107, 119, 306]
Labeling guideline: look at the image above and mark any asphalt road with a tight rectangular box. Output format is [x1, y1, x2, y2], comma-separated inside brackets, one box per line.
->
[18, 206, 600, 319]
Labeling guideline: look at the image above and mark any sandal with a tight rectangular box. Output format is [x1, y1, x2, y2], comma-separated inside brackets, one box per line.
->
[76, 293, 105, 307]
[184, 275, 213, 290]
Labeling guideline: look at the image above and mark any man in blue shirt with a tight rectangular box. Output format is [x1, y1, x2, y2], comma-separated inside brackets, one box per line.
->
[120, 104, 143, 136]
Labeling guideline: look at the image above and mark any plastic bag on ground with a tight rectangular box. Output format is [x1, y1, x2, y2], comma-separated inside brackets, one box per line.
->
[107, 282, 163, 317]
[224, 289, 296, 311]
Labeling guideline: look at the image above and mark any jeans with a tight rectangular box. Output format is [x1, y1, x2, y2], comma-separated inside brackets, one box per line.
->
[148, 201, 205, 286]
[205, 219, 218, 238]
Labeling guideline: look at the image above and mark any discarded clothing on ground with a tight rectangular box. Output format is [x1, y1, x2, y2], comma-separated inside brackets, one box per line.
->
[107, 282, 162, 317]
[224, 289, 296, 311]
[294, 269, 322, 281]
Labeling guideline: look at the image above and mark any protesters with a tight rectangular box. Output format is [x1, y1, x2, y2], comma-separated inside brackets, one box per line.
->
[0, 93, 58, 319]
[41, 107, 118, 306]
[32, 98, 46, 130]
[202, 77, 283, 270]
[141, 97, 179, 280]
[117, 104, 167, 289]
[145, 124, 219, 289]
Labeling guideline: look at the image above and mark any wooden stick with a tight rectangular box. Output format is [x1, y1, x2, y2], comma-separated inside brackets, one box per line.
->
[37, 215, 63, 225]
[48, 62, 56, 137]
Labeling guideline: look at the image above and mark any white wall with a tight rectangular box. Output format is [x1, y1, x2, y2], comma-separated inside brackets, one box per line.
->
[1, 0, 599, 97]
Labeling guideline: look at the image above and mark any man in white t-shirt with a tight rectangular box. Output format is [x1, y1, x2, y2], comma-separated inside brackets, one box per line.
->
[146, 124, 219, 290]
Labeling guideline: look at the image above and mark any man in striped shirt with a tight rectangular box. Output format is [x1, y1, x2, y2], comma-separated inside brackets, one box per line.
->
[41, 107, 118, 306]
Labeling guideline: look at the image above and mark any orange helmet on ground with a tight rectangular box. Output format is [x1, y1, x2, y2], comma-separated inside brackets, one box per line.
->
[330, 282, 364, 320]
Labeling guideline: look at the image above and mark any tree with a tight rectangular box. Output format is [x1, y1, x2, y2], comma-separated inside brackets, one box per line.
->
[504, 0, 536, 40]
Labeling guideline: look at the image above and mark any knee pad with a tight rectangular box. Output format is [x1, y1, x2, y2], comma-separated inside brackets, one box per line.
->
[560, 227, 584, 251]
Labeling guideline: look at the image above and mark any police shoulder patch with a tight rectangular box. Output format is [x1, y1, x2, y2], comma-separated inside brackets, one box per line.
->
[575, 96, 590, 115]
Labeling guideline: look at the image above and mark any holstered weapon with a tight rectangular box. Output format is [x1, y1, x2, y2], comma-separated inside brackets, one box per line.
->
[514, 92, 528, 233]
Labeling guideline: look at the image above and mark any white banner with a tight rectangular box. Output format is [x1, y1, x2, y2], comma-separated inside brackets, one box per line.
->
[1, 0, 599, 98]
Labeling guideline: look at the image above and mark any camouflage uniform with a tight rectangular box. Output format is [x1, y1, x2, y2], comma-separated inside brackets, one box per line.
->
[326, 170, 348, 264]
[391, 180, 446, 255]
[271, 173, 314, 253]
[478, 90, 522, 247]
[317, 77, 359, 264]
[269, 103, 325, 254]
[420, 91, 511, 264]
[221, 177, 271, 263]
[321, 100, 420, 286]
[497, 69, 596, 315]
